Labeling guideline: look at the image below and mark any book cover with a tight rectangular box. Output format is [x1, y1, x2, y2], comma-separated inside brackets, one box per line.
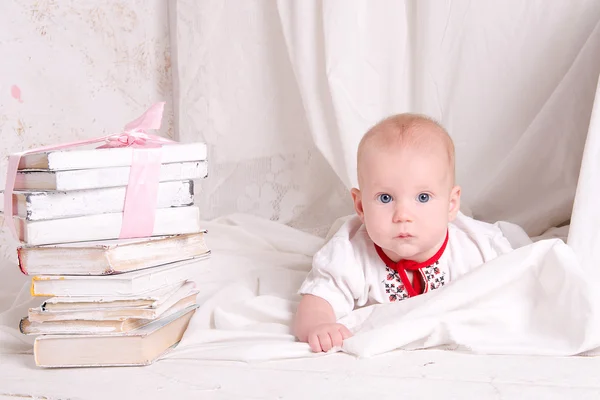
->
[12, 160, 207, 191]
[28, 281, 198, 322]
[2, 180, 194, 221]
[33, 304, 199, 367]
[18, 232, 209, 276]
[41, 280, 187, 310]
[30, 255, 210, 297]
[14, 205, 202, 246]
[18, 142, 207, 171]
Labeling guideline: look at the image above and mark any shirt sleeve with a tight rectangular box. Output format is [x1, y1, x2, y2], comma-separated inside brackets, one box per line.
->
[447, 212, 520, 279]
[489, 227, 517, 256]
[298, 237, 365, 319]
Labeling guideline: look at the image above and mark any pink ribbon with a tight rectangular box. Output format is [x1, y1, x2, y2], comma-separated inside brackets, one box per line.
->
[3, 102, 174, 242]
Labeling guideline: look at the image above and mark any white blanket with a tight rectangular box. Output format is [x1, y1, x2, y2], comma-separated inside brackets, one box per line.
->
[173, 217, 600, 362]
[343, 238, 600, 357]
[1, 214, 599, 363]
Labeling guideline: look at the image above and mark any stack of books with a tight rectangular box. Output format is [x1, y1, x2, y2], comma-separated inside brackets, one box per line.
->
[0, 142, 211, 367]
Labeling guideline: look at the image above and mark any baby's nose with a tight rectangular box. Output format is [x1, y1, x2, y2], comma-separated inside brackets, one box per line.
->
[392, 202, 413, 222]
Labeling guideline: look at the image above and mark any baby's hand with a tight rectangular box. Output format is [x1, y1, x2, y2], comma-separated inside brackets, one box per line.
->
[307, 323, 352, 353]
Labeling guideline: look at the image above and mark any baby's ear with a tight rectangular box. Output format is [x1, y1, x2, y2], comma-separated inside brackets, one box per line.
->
[448, 185, 461, 221]
[351, 188, 365, 222]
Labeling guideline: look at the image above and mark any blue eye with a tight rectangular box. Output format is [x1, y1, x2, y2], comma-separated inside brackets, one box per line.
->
[417, 193, 430, 203]
[378, 193, 393, 204]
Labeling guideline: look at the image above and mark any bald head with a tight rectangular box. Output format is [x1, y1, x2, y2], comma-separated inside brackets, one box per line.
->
[357, 113, 455, 186]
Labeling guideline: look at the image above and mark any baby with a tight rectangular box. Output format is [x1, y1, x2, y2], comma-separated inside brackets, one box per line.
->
[293, 113, 515, 352]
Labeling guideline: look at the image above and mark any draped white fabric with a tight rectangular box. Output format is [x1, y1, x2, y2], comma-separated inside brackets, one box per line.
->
[168, 0, 600, 360]
[174, 0, 600, 240]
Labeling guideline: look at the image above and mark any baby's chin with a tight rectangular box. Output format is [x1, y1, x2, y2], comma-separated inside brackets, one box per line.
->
[379, 241, 426, 262]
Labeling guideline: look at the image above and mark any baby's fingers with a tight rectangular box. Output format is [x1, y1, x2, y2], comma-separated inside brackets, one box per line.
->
[318, 332, 333, 352]
[308, 333, 322, 353]
[329, 329, 344, 348]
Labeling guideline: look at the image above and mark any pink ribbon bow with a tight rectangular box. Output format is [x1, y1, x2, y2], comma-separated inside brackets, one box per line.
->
[3, 102, 173, 242]
[103, 132, 149, 147]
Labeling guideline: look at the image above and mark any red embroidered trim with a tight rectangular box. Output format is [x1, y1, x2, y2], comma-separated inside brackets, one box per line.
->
[375, 231, 449, 297]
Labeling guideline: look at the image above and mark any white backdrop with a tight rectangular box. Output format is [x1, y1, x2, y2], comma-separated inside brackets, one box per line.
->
[173, 0, 600, 239]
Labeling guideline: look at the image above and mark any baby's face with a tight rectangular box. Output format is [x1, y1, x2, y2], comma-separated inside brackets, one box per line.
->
[353, 144, 460, 262]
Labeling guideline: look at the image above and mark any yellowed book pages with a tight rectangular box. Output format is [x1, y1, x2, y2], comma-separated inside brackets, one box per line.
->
[19, 232, 209, 276]
[22, 290, 198, 335]
[42, 281, 186, 311]
[34, 305, 198, 368]
[28, 286, 198, 323]
[30, 255, 209, 297]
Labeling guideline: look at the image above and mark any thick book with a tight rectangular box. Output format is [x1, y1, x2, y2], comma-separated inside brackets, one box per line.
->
[18, 232, 209, 276]
[13, 205, 202, 246]
[12, 160, 207, 191]
[21, 293, 197, 335]
[21, 315, 152, 335]
[30, 255, 210, 297]
[17, 142, 207, 171]
[27, 281, 198, 323]
[0, 180, 194, 221]
[40, 281, 188, 311]
[33, 304, 198, 367]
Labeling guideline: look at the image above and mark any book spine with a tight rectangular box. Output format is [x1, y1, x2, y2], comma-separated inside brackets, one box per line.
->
[104, 250, 115, 275]
[19, 317, 26, 334]
[30, 277, 58, 297]
[23, 180, 194, 221]
[17, 247, 28, 275]
[19, 206, 201, 246]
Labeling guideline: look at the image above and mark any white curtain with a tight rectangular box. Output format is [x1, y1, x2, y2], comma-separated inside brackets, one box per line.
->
[172, 0, 353, 237]
[172, 0, 600, 242]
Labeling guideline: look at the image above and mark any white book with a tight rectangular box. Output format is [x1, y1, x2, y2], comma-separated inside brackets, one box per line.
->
[33, 305, 199, 367]
[12, 160, 207, 191]
[18, 232, 209, 276]
[21, 315, 153, 335]
[40, 281, 188, 310]
[18, 142, 207, 171]
[0, 180, 194, 221]
[21, 284, 199, 335]
[28, 282, 199, 322]
[14, 205, 202, 246]
[30, 255, 210, 297]
[19, 282, 198, 335]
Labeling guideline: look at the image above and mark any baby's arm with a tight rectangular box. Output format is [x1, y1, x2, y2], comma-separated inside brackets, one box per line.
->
[294, 218, 366, 352]
[293, 294, 352, 352]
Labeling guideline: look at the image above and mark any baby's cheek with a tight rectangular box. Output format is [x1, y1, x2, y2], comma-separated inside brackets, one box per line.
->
[363, 216, 388, 242]
[364, 205, 384, 222]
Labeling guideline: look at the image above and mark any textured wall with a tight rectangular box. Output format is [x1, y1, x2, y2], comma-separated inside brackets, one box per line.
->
[0, 0, 173, 260]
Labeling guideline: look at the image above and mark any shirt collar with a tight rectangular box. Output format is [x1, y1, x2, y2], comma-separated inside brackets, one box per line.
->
[374, 230, 449, 297]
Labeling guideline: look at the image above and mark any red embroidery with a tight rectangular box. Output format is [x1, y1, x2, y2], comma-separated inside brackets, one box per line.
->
[384, 269, 409, 302]
[376, 231, 449, 297]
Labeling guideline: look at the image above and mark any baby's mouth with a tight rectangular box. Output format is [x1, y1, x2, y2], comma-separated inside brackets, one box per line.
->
[396, 233, 413, 239]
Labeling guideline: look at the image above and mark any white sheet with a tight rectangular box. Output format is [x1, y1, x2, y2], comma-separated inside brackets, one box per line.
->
[3, 216, 600, 399]
[344, 239, 600, 358]
[164, 0, 600, 362]
[3, 213, 598, 362]
[167, 217, 600, 361]
[154, 80, 600, 365]
[569, 76, 600, 273]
